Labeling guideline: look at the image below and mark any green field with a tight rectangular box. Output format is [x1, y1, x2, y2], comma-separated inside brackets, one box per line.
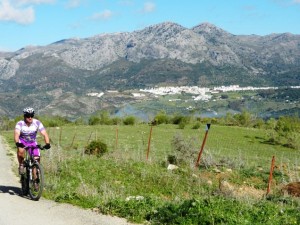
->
[2, 124, 300, 224]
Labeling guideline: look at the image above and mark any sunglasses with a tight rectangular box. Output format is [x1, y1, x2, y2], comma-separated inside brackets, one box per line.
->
[25, 114, 34, 118]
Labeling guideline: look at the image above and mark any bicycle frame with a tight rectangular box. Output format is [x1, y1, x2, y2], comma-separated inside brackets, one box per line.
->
[21, 145, 45, 201]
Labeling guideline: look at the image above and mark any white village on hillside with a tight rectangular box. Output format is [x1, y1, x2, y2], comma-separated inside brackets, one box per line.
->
[87, 85, 300, 101]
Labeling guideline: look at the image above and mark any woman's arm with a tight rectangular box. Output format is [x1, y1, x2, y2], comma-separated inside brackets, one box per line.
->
[40, 129, 50, 144]
[14, 129, 21, 143]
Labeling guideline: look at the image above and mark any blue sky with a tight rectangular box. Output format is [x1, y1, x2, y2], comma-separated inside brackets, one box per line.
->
[0, 0, 300, 52]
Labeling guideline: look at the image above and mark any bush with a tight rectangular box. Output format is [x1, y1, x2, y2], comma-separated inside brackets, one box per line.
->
[84, 140, 108, 157]
[270, 116, 300, 149]
[275, 116, 300, 135]
[284, 132, 300, 149]
[171, 133, 197, 166]
[111, 117, 122, 125]
[178, 121, 186, 129]
[167, 155, 177, 164]
[154, 111, 169, 125]
[88, 116, 101, 125]
[192, 122, 201, 129]
[171, 115, 186, 125]
[0, 116, 15, 130]
[88, 111, 114, 125]
[233, 111, 252, 127]
[253, 118, 265, 129]
[74, 117, 86, 125]
[123, 116, 136, 125]
[99, 111, 113, 125]
[39, 115, 71, 127]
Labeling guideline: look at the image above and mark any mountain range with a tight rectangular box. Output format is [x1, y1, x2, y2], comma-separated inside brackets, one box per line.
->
[0, 22, 299, 118]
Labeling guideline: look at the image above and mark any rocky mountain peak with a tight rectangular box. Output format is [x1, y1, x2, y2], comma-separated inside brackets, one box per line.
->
[136, 21, 186, 37]
[192, 22, 232, 37]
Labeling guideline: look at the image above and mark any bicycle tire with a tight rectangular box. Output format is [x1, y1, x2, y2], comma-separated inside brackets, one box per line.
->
[28, 162, 44, 201]
[20, 172, 29, 196]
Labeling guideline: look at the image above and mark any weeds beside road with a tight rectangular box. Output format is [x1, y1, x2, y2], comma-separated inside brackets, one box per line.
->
[0, 136, 136, 225]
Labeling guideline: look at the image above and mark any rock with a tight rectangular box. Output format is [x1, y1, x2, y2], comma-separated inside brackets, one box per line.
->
[167, 164, 179, 170]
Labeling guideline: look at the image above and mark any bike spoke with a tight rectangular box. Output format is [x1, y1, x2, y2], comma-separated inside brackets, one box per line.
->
[28, 163, 44, 201]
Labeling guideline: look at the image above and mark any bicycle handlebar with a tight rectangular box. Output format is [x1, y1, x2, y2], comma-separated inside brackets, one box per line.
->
[24, 144, 48, 150]
[37, 145, 45, 150]
[38, 144, 50, 150]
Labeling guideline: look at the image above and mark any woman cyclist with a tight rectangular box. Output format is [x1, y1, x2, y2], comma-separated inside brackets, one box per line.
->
[14, 107, 51, 175]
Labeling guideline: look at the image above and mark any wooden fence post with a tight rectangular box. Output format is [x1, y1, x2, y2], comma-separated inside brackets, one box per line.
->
[146, 126, 153, 161]
[266, 156, 276, 195]
[195, 124, 211, 168]
[70, 132, 77, 148]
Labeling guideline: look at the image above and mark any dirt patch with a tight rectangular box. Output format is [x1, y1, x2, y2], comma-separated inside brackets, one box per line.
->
[218, 179, 265, 200]
[234, 185, 265, 199]
[281, 182, 300, 197]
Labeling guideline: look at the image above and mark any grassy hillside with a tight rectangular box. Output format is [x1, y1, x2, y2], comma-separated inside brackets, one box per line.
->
[2, 124, 300, 224]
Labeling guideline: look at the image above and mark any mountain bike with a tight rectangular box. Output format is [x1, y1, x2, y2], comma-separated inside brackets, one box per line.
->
[20, 145, 47, 201]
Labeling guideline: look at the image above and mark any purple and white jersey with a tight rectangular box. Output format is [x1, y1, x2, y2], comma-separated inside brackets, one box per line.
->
[15, 119, 45, 144]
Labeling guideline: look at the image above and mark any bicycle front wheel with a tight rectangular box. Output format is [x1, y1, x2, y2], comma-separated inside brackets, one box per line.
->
[29, 162, 44, 201]
[20, 172, 29, 196]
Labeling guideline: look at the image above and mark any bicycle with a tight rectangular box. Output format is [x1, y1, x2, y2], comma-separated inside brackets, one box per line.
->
[20, 144, 47, 201]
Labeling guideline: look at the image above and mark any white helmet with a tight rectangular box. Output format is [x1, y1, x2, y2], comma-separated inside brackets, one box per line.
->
[23, 107, 35, 115]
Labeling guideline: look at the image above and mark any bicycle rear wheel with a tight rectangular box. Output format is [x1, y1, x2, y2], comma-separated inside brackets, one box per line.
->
[29, 162, 44, 201]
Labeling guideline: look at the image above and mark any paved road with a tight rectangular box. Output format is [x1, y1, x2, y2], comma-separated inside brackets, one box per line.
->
[0, 136, 135, 225]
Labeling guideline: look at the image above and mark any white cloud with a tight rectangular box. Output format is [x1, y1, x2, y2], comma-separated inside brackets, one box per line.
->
[91, 9, 113, 20]
[0, 0, 35, 24]
[142, 2, 155, 13]
[0, 0, 54, 24]
[13, 0, 55, 5]
[292, 0, 300, 4]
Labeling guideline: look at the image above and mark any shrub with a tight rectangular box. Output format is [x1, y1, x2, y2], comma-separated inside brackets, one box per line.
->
[154, 110, 169, 125]
[99, 111, 113, 125]
[123, 116, 136, 125]
[275, 116, 300, 135]
[171, 133, 197, 166]
[171, 115, 186, 125]
[111, 117, 122, 125]
[74, 117, 86, 125]
[265, 118, 277, 130]
[88, 116, 101, 125]
[178, 121, 186, 129]
[253, 118, 265, 129]
[269, 116, 300, 149]
[39, 115, 71, 127]
[233, 111, 252, 127]
[0, 116, 15, 130]
[84, 140, 108, 157]
[192, 122, 201, 129]
[167, 155, 177, 164]
[284, 132, 300, 149]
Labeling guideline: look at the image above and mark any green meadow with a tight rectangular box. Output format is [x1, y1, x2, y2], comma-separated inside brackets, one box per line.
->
[2, 123, 300, 224]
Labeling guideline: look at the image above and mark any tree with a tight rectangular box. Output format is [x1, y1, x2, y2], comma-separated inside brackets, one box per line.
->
[154, 110, 169, 125]
[123, 116, 136, 125]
